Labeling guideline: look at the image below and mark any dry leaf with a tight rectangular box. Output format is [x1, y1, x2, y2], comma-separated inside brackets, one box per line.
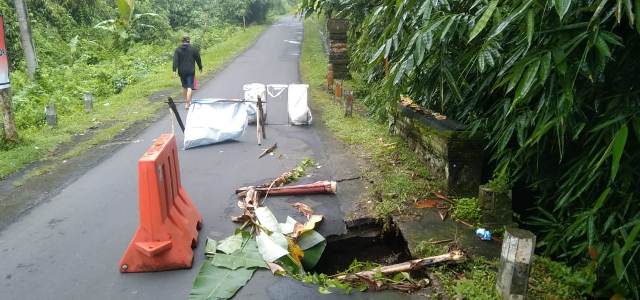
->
[415, 199, 441, 209]
[292, 202, 313, 219]
[267, 262, 285, 275]
[288, 239, 304, 265]
[292, 215, 324, 238]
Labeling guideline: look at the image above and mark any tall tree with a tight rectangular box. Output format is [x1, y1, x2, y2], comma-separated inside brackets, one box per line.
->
[14, 0, 37, 80]
[0, 89, 18, 142]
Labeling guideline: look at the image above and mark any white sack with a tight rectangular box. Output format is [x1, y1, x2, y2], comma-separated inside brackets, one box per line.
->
[288, 84, 312, 125]
[184, 99, 248, 149]
[243, 83, 266, 124]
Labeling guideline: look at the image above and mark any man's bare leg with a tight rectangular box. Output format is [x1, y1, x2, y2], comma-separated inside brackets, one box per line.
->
[183, 88, 188, 109]
[186, 88, 193, 108]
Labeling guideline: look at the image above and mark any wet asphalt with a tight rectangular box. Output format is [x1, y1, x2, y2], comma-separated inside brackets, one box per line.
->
[0, 16, 423, 300]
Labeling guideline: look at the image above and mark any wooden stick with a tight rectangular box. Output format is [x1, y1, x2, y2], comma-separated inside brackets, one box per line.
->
[257, 96, 264, 145]
[259, 143, 277, 158]
[337, 251, 466, 281]
[237, 181, 337, 196]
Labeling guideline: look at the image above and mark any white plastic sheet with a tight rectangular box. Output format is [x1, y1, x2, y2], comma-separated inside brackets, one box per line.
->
[183, 98, 248, 149]
[287, 84, 312, 125]
[243, 83, 266, 124]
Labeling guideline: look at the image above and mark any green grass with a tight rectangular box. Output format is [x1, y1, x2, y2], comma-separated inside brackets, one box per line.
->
[0, 25, 266, 179]
[300, 17, 441, 218]
[431, 256, 588, 300]
[451, 197, 482, 226]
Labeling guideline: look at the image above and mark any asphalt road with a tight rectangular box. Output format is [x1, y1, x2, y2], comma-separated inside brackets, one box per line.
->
[0, 17, 423, 300]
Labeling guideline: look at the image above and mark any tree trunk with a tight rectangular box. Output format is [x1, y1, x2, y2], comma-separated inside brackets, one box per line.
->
[0, 88, 18, 142]
[14, 0, 38, 80]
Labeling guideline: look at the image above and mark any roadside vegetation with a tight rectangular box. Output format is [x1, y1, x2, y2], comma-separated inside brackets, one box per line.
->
[302, 16, 590, 300]
[301, 0, 640, 297]
[300, 18, 440, 220]
[0, 0, 296, 178]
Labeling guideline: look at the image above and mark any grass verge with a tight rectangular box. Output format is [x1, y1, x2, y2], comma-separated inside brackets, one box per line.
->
[0, 25, 266, 179]
[300, 17, 440, 219]
[300, 17, 588, 299]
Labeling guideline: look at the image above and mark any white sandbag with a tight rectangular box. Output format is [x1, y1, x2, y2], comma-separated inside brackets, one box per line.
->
[288, 84, 312, 125]
[184, 99, 248, 149]
[243, 83, 266, 124]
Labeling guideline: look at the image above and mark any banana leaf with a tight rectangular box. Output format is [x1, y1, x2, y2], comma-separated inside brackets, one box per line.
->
[211, 238, 267, 270]
[189, 263, 255, 300]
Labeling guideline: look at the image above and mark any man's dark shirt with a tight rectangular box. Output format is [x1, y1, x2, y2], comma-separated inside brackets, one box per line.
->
[173, 43, 202, 76]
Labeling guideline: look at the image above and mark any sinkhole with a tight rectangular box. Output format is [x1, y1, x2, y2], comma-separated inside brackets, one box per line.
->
[312, 221, 412, 275]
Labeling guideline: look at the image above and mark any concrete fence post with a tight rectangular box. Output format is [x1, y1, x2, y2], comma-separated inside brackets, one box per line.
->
[45, 103, 57, 127]
[497, 228, 536, 300]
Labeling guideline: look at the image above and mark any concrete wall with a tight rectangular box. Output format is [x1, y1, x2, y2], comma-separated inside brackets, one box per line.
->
[391, 103, 483, 197]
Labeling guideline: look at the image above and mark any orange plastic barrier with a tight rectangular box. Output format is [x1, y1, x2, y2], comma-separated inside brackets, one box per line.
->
[119, 133, 202, 273]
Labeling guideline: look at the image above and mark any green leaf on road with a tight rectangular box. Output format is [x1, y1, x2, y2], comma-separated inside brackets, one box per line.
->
[218, 230, 250, 254]
[256, 232, 289, 262]
[298, 230, 327, 269]
[189, 263, 255, 300]
[211, 238, 267, 270]
[205, 238, 217, 258]
[255, 207, 281, 233]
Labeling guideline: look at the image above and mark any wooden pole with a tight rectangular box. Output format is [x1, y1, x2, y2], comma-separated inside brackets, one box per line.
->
[256, 96, 265, 145]
[236, 181, 337, 196]
[344, 91, 353, 117]
[337, 251, 466, 282]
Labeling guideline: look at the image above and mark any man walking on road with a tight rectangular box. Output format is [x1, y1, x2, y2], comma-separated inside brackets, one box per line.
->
[173, 35, 202, 109]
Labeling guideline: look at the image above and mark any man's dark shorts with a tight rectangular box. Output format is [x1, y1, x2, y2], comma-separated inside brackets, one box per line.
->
[179, 74, 195, 89]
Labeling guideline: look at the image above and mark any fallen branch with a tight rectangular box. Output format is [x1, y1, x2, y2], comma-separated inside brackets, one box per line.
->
[336, 251, 466, 282]
[335, 176, 361, 182]
[236, 181, 337, 196]
[259, 143, 277, 158]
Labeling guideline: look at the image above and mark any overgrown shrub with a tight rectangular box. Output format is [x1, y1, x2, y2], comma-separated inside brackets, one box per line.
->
[302, 0, 640, 297]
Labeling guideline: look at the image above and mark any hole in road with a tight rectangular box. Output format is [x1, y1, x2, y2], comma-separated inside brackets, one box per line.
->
[312, 222, 412, 275]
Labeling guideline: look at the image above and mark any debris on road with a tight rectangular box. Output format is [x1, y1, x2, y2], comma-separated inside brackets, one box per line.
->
[336, 250, 466, 281]
[192, 160, 330, 299]
[234, 158, 316, 194]
[192, 159, 472, 298]
[258, 143, 277, 158]
[236, 181, 337, 197]
[475, 228, 492, 241]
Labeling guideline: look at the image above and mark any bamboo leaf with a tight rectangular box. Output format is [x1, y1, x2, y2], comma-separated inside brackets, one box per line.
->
[636, 0, 640, 32]
[595, 35, 612, 58]
[443, 67, 464, 103]
[554, 0, 572, 20]
[591, 187, 611, 212]
[490, 0, 533, 38]
[526, 9, 534, 47]
[610, 125, 628, 181]
[539, 52, 552, 82]
[510, 60, 540, 113]
[478, 52, 486, 73]
[624, 0, 635, 26]
[469, 0, 499, 42]
[613, 242, 625, 280]
[369, 44, 385, 63]
[621, 223, 640, 256]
